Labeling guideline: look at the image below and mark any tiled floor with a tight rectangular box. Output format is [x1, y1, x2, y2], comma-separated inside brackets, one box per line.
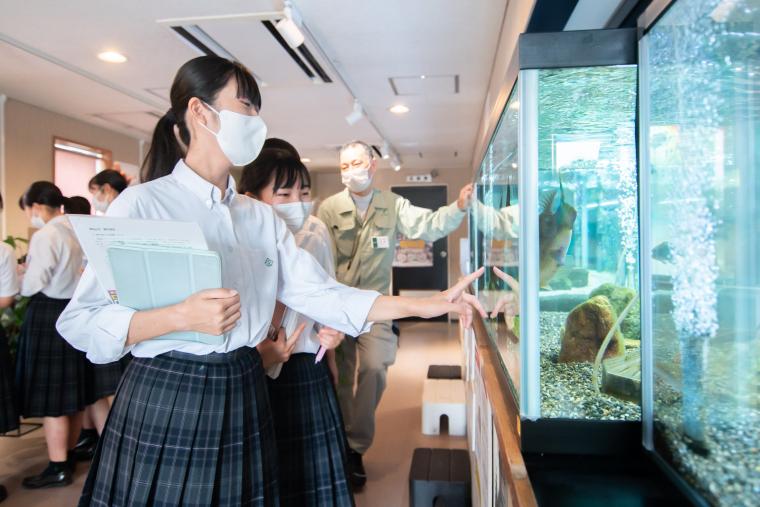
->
[0, 321, 465, 506]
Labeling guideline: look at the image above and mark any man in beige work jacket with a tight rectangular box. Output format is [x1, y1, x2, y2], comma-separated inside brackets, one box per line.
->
[317, 140, 472, 487]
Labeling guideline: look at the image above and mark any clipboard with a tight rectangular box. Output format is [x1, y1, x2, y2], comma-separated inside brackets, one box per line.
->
[107, 245, 224, 345]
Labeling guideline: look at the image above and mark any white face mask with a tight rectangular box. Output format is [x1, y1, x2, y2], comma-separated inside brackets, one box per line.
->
[30, 214, 45, 229]
[199, 102, 267, 166]
[341, 166, 372, 193]
[273, 201, 314, 233]
[92, 195, 109, 213]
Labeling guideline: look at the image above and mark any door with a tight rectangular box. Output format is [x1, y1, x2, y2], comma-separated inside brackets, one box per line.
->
[391, 184, 449, 321]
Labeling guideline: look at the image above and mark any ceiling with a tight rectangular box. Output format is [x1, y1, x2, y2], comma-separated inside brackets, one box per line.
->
[0, 0, 510, 173]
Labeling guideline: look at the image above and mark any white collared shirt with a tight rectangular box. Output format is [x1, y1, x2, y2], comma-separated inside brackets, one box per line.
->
[56, 160, 380, 364]
[0, 243, 19, 298]
[21, 215, 83, 299]
[287, 222, 336, 356]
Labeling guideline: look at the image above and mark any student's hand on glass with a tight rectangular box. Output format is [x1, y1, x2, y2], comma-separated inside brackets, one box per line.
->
[177, 288, 241, 335]
[490, 267, 520, 330]
[457, 183, 474, 211]
[317, 326, 345, 350]
[418, 267, 487, 328]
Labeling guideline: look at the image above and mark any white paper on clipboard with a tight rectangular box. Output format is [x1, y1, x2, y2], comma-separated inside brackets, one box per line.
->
[68, 215, 209, 302]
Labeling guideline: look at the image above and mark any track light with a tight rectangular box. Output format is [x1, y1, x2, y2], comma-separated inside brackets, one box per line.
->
[391, 154, 402, 171]
[345, 99, 364, 125]
[275, 3, 305, 49]
[381, 140, 391, 160]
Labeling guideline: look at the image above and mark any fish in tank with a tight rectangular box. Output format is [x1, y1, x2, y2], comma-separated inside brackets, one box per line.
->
[532, 64, 641, 422]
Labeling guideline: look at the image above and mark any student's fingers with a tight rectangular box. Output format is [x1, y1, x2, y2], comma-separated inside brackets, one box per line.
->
[492, 267, 519, 292]
[285, 333, 300, 355]
[222, 301, 242, 319]
[197, 288, 239, 300]
[445, 267, 485, 302]
[219, 311, 241, 333]
[288, 323, 307, 343]
[462, 293, 487, 319]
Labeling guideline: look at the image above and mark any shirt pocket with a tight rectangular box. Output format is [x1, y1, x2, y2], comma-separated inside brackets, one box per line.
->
[333, 215, 358, 258]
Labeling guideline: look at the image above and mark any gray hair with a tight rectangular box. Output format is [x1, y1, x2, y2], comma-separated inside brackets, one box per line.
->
[340, 140, 375, 161]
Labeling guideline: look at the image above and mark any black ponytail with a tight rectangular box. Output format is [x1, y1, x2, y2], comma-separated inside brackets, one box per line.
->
[141, 56, 262, 182]
[22, 181, 66, 209]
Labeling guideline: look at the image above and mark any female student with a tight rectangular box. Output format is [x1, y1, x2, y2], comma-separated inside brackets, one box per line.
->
[241, 148, 352, 505]
[0, 192, 20, 503]
[68, 169, 131, 462]
[89, 169, 128, 214]
[56, 55, 484, 506]
[16, 181, 87, 489]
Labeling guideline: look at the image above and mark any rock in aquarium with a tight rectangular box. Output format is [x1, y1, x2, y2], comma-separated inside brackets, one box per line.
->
[559, 295, 625, 363]
[589, 283, 641, 340]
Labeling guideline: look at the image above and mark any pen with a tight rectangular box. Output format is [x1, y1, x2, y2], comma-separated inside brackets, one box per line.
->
[314, 345, 327, 363]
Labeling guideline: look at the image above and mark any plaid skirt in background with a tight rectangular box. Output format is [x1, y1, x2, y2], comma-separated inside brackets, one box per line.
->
[0, 326, 19, 434]
[88, 355, 132, 401]
[80, 347, 279, 507]
[15, 293, 91, 418]
[268, 353, 354, 507]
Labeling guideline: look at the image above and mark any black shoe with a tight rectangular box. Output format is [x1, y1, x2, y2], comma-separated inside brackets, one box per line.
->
[347, 449, 367, 489]
[0, 485, 7, 503]
[70, 442, 96, 462]
[21, 463, 72, 489]
[74, 429, 98, 449]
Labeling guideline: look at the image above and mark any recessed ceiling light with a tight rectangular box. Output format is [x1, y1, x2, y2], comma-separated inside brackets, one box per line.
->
[300, 157, 311, 163]
[98, 51, 127, 63]
[389, 104, 410, 115]
[420, 75, 427, 80]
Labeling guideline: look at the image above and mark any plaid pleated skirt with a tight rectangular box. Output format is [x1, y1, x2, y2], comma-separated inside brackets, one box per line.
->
[268, 353, 354, 507]
[80, 347, 278, 507]
[15, 293, 91, 418]
[88, 355, 132, 400]
[0, 326, 19, 434]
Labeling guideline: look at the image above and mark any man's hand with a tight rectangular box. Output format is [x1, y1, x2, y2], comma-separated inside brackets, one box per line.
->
[457, 183, 474, 211]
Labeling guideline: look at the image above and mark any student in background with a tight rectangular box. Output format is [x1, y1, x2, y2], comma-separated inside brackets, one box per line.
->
[89, 169, 128, 214]
[260, 138, 332, 247]
[56, 55, 483, 505]
[64, 196, 93, 215]
[16, 182, 87, 489]
[0, 192, 20, 503]
[66, 170, 132, 462]
[241, 148, 352, 506]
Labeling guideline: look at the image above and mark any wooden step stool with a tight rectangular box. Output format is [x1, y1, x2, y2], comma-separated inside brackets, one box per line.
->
[409, 448, 471, 507]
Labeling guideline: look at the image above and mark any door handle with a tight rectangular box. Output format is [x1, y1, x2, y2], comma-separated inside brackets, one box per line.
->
[440, 251, 448, 258]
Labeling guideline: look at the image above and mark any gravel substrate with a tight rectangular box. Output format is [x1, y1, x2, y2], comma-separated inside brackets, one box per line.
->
[654, 375, 760, 506]
[539, 311, 641, 420]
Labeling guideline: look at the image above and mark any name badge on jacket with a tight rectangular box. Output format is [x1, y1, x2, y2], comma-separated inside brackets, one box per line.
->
[371, 236, 390, 249]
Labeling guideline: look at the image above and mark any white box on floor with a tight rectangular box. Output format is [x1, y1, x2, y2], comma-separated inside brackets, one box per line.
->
[422, 378, 466, 436]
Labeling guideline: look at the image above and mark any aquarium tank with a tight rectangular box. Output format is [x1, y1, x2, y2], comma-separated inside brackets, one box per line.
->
[471, 85, 521, 399]
[639, 0, 760, 505]
[516, 60, 641, 421]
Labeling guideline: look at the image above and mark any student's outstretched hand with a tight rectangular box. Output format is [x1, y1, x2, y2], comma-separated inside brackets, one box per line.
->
[418, 267, 487, 328]
[366, 267, 486, 326]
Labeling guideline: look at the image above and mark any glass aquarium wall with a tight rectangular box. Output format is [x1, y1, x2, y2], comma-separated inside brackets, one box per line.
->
[520, 64, 641, 421]
[640, 0, 760, 504]
[472, 86, 521, 398]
